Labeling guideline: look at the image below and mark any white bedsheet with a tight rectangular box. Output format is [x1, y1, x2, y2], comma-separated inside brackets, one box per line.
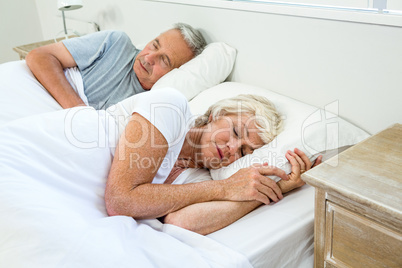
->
[209, 185, 315, 268]
[172, 168, 315, 268]
[0, 107, 251, 268]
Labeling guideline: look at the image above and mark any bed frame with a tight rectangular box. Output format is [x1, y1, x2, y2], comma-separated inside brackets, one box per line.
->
[34, 0, 402, 134]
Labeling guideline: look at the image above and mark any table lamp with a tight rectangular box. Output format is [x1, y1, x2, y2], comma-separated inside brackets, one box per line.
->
[57, 0, 83, 38]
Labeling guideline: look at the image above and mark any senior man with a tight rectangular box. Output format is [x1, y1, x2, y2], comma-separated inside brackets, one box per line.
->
[26, 23, 206, 109]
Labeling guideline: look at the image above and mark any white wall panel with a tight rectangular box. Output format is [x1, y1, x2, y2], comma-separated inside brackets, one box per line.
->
[0, 0, 43, 63]
[32, 0, 402, 133]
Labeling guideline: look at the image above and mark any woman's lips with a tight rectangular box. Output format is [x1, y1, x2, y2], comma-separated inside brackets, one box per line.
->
[216, 146, 223, 160]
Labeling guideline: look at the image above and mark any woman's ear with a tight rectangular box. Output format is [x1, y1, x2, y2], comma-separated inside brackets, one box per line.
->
[208, 114, 212, 123]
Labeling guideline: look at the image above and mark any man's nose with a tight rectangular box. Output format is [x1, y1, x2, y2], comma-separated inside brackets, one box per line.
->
[145, 52, 157, 65]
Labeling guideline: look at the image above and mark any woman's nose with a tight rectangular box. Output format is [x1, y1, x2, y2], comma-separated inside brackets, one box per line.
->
[227, 137, 240, 155]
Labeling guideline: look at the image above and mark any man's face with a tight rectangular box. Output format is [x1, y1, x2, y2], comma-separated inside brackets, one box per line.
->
[133, 29, 194, 90]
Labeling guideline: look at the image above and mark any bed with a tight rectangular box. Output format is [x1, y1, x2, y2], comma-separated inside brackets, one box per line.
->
[0, 41, 369, 267]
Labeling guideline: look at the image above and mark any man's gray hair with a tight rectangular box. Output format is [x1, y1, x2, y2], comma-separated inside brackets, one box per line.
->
[173, 22, 207, 57]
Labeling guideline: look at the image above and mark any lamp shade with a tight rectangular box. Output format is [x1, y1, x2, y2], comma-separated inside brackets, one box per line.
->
[58, 0, 83, 11]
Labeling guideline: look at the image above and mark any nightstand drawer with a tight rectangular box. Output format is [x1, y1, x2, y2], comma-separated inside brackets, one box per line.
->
[325, 202, 402, 267]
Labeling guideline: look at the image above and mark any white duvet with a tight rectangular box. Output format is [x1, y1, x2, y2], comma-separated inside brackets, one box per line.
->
[0, 61, 252, 268]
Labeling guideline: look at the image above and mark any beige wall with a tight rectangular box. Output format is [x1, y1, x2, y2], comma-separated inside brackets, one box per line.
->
[0, 0, 43, 63]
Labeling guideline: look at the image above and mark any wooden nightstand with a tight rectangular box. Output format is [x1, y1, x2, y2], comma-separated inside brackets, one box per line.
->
[13, 36, 77, 60]
[302, 123, 402, 268]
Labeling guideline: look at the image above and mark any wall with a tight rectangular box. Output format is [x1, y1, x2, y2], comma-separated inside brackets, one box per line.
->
[0, 0, 43, 63]
[21, 1, 402, 133]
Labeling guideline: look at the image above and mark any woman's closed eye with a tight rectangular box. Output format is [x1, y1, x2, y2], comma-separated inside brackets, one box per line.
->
[240, 147, 245, 157]
[233, 127, 245, 157]
[233, 127, 240, 138]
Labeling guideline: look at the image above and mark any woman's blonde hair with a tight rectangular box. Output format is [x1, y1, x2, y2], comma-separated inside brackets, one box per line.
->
[194, 94, 283, 144]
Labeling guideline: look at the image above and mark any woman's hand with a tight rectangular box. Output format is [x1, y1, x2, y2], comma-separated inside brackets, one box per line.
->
[278, 148, 322, 193]
[221, 164, 288, 205]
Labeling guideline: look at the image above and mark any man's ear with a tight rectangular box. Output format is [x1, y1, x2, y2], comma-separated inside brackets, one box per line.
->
[208, 113, 212, 123]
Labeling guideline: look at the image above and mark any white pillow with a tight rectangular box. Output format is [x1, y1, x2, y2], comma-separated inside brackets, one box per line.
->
[188, 82, 370, 182]
[151, 42, 237, 100]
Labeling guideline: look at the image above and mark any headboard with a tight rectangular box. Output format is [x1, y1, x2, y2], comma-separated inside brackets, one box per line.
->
[35, 0, 402, 134]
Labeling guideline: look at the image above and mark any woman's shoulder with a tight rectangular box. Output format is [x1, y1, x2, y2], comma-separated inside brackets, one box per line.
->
[108, 87, 189, 113]
[149, 87, 188, 105]
[139, 87, 190, 115]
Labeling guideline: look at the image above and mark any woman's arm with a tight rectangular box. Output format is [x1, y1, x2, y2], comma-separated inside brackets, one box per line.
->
[105, 113, 289, 219]
[164, 149, 322, 235]
[164, 200, 262, 235]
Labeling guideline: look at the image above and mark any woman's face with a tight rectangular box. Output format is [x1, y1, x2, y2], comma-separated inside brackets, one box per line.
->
[199, 114, 265, 169]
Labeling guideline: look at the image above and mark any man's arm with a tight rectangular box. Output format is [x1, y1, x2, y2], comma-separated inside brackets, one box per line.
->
[25, 42, 86, 108]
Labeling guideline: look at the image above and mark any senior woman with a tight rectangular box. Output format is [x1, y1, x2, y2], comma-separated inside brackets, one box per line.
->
[105, 88, 318, 235]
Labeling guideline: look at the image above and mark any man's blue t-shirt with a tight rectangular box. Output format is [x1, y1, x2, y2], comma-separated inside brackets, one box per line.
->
[63, 31, 146, 110]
